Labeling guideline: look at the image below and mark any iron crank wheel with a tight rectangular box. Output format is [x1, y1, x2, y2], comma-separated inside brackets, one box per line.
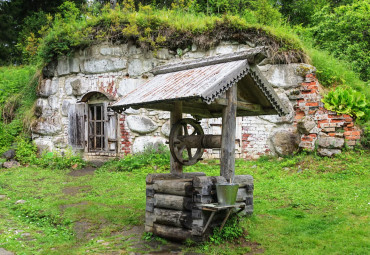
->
[169, 118, 204, 166]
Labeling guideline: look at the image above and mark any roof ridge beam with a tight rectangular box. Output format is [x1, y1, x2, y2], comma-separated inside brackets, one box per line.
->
[152, 47, 266, 75]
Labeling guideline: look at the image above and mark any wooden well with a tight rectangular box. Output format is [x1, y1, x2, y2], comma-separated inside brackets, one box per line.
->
[111, 49, 288, 241]
[145, 173, 253, 241]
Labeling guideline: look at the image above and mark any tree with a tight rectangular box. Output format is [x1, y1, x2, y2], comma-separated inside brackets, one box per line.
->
[0, 0, 85, 65]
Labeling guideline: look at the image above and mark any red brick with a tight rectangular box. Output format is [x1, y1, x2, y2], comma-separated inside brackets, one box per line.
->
[295, 112, 305, 120]
[345, 136, 360, 140]
[330, 119, 344, 123]
[309, 134, 317, 138]
[344, 127, 354, 131]
[343, 114, 351, 118]
[318, 119, 329, 124]
[346, 123, 354, 127]
[328, 133, 336, 137]
[306, 102, 319, 107]
[301, 90, 315, 94]
[352, 131, 361, 136]
[302, 136, 314, 142]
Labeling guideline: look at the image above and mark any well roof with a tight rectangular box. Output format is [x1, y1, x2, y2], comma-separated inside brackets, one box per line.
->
[111, 48, 289, 118]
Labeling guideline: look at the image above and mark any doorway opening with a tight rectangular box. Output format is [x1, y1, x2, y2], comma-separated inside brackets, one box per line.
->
[88, 104, 105, 151]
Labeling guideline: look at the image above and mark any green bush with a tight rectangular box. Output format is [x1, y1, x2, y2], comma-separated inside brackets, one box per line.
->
[310, 1, 370, 81]
[37, 150, 86, 170]
[0, 65, 38, 154]
[27, 1, 304, 66]
[14, 136, 38, 164]
[13, 136, 85, 169]
[322, 87, 369, 120]
[209, 216, 244, 245]
[99, 145, 170, 172]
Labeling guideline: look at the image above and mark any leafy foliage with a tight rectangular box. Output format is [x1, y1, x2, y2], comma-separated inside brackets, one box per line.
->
[36, 150, 86, 170]
[322, 87, 369, 120]
[0, 65, 38, 154]
[310, 1, 370, 81]
[20, 1, 305, 65]
[99, 145, 170, 172]
[209, 216, 244, 245]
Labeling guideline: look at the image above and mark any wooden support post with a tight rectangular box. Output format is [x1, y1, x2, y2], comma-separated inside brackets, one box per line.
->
[170, 102, 183, 175]
[220, 85, 237, 182]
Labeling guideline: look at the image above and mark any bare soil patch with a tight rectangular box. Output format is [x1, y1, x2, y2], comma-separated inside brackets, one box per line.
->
[68, 166, 96, 177]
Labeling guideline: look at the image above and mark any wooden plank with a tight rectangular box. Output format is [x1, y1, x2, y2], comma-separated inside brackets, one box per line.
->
[193, 194, 213, 204]
[154, 194, 192, 211]
[146, 186, 155, 197]
[153, 180, 192, 197]
[141, 102, 213, 118]
[193, 176, 227, 188]
[175, 135, 222, 149]
[215, 98, 262, 112]
[246, 184, 254, 194]
[153, 224, 192, 241]
[145, 225, 153, 233]
[245, 195, 253, 206]
[220, 85, 237, 182]
[103, 102, 109, 151]
[170, 102, 183, 175]
[152, 47, 265, 75]
[146, 172, 205, 184]
[233, 175, 253, 188]
[192, 209, 203, 219]
[145, 211, 156, 227]
[146, 197, 155, 212]
[68, 103, 86, 149]
[236, 188, 248, 202]
[154, 208, 192, 229]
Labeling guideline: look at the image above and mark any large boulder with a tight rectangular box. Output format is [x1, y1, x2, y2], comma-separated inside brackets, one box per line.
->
[81, 58, 127, 74]
[126, 115, 158, 134]
[38, 78, 58, 97]
[257, 64, 313, 88]
[2, 149, 15, 160]
[271, 130, 300, 156]
[317, 136, 344, 149]
[32, 117, 62, 136]
[161, 120, 171, 137]
[127, 58, 157, 77]
[297, 117, 316, 135]
[3, 161, 20, 169]
[317, 148, 341, 157]
[34, 98, 53, 118]
[57, 56, 80, 76]
[132, 136, 166, 154]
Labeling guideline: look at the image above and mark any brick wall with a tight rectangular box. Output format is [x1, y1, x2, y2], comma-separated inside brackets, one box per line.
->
[295, 74, 361, 153]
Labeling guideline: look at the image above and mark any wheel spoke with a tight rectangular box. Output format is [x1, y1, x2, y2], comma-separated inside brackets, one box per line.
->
[182, 124, 189, 135]
[187, 147, 192, 159]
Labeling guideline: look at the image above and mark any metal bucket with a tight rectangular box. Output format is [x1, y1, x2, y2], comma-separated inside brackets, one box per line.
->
[216, 184, 239, 206]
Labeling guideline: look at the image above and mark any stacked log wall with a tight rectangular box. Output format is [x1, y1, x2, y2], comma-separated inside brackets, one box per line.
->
[145, 173, 254, 241]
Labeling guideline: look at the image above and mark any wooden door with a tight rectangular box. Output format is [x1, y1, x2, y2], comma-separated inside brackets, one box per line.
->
[68, 103, 85, 149]
[88, 104, 105, 151]
[105, 102, 118, 152]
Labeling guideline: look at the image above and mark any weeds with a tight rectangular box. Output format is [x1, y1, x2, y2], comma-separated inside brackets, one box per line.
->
[98, 145, 170, 172]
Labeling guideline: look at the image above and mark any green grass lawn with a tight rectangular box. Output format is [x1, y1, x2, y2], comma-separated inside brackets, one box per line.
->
[0, 150, 369, 254]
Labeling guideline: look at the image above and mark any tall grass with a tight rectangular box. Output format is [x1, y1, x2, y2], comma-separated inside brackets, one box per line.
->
[0, 65, 38, 154]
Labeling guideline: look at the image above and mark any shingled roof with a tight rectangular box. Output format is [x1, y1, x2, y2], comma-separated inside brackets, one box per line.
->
[111, 48, 289, 118]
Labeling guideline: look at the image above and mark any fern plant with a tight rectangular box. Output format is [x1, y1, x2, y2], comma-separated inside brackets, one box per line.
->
[322, 87, 368, 120]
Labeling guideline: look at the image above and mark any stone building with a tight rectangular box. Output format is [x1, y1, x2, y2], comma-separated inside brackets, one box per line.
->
[32, 41, 361, 160]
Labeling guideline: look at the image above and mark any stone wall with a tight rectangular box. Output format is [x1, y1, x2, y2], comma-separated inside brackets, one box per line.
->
[32, 41, 361, 160]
